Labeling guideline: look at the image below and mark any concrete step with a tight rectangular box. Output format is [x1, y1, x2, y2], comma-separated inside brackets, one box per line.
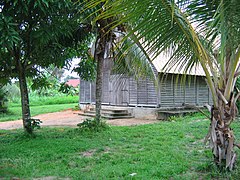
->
[103, 115, 134, 119]
[89, 108, 128, 113]
[78, 112, 95, 117]
[157, 109, 198, 120]
[102, 112, 131, 117]
[85, 110, 130, 116]
[78, 112, 133, 119]
[79, 108, 133, 119]
[83, 110, 95, 115]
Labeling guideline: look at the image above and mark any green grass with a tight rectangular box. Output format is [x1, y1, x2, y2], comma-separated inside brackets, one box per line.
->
[1, 95, 79, 122]
[1, 114, 240, 179]
[10, 95, 79, 107]
[0, 103, 78, 122]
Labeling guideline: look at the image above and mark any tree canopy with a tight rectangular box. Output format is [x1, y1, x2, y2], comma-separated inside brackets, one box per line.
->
[0, 0, 91, 83]
[0, 0, 92, 133]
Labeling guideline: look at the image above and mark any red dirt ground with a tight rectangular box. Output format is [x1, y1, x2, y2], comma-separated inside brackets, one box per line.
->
[0, 109, 159, 130]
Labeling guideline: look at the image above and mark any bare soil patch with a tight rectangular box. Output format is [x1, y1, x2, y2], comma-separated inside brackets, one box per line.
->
[0, 109, 159, 130]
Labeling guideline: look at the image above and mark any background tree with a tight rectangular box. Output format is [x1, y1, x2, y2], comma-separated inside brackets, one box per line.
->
[46, 65, 65, 80]
[0, 0, 91, 134]
[30, 70, 61, 97]
[0, 84, 8, 113]
[90, 0, 240, 170]
[73, 42, 96, 82]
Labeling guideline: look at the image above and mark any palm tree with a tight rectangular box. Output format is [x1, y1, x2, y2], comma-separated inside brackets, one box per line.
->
[83, 1, 154, 123]
[93, 13, 115, 123]
[87, 0, 240, 170]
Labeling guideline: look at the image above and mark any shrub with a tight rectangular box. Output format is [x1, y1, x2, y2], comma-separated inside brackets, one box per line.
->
[59, 83, 79, 96]
[2, 83, 20, 103]
[77, 118, 108, 131]
[0, 87, 9, 112]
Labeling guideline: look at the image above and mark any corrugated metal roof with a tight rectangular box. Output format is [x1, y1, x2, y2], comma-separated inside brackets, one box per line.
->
[90, 35, 207, 76]
[152, 53, 206, 76]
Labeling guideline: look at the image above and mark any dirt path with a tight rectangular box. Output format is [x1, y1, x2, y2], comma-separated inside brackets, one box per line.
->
[0, 110, 159, 130]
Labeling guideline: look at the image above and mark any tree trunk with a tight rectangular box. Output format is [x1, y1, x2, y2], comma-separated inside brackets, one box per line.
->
[95, 50, 104, 123]
[18, 61, 32, 134]
[209, 96, 237, 170]
[95, 19, 108, 123]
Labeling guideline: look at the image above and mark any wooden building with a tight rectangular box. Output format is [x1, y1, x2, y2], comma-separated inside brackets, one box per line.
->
[79, 55, 212, 109]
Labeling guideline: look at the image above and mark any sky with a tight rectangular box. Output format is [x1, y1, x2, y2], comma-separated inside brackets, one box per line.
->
[61, 58, 80, 81]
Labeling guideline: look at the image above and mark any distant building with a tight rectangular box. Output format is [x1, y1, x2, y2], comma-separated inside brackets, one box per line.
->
[65, 79, 80, 87]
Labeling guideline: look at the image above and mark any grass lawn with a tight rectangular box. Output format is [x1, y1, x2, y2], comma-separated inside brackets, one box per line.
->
[0, 103, 78, 122]
[10, 95, 79, 107]
[1, 114, 240, 179]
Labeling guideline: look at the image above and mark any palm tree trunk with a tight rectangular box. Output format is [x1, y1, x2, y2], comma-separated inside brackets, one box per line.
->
[209, 96, 237, 170]
[95, 49, 104, 123]
[95, 19, 108, 123]
[18, 60, 32, 134]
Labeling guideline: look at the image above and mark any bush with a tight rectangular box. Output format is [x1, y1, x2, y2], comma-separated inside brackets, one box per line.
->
[77, 118, 108, 131]
[0, 87, 9, 112]
[2, 83, 20, 103]
[59, 83, 79, 96]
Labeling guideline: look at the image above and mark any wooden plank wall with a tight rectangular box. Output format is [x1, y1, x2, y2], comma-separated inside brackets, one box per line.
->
[198, 77, 212, 105]
[174, 80, 185, 106]
[102, 58, 112, 104]
[137, 79, 148, 104]
[129, 77, 138, 104]
[80, 57, 212, 107]
[159, 74, 212, 107]
[80, 80, 93, 103]
[184, 77, 196, 105]
[160, 75, 174, 107]
[79, 80, 85, 102]
[147, 79, 158, 105]
[121, 76, 130, 105]
[109, 74, 129, 105]
[80, 74, 212, 107]
[102, 71, 110, 104]
[90, 82, 96, 102]
[129, 77, 158, 106]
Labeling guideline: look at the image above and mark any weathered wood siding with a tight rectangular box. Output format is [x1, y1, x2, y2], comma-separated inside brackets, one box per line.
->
[80, 76, 158, 106]
[184, 78, 196, 105]
[198, 77, 212, 105]
[147, 79, 159, 105]
[174, 79, 185, 106]
[160, 75, 174, 107]
[102, 71, 110, 104]
[102, 58, 112, 104]
[159, 74, 212, 107]
[128, 77, 158, 106]
[80, 80, 95, 103]
[129, 77, 137, 104]
[128, 63, 159, 107]
[109, 75, 129, 105]
[79, 58, 212, 107]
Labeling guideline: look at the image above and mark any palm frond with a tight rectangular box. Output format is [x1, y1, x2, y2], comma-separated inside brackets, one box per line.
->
[112, 35, 155, 81]
[85, 0, 240, 105]
[95, 0, 218, 105]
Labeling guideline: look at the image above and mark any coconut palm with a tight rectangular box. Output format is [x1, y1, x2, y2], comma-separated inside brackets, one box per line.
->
[86, 0, 240, 170]
[82, 1, 154, 123]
